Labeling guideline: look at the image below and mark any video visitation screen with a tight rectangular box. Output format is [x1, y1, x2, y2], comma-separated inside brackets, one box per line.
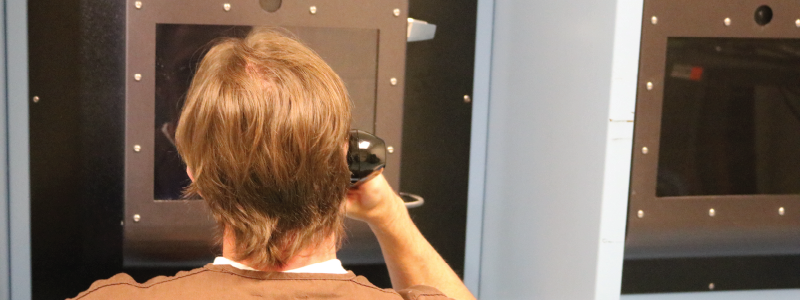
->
[657, 38, 800, 197]
[154, 24, 379, 200]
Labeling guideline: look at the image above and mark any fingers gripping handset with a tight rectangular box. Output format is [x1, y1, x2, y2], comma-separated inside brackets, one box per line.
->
[346, 130, 423, 224]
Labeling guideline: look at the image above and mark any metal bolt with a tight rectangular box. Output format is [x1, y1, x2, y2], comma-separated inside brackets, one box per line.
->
[134, 74, 142, 81]
[387, 146, 394, 154]
[637, 210, 644, 218]
[724, 18, 731, 26]
[796, 19, 800, 27]
[133, 214, 141, 223]
[463, 95, 472, 103]
[223, 3, 231, 11]
[309, 6, 317, 14]
[779, 207, 785, 216]
[32, 96, 40, 103]
[651, 16, 658, 25]
[120, 220, 124, 226]
[393, 8, 401, 17]
[390, 78, 398, 86]
[709, 283, 715, 290]
[134, 1, 142, 9]
[133, 145, 142, 152]
[641, 147, 649, 154]
[709, 208, 716, 217]
[646, 82, 653, 91]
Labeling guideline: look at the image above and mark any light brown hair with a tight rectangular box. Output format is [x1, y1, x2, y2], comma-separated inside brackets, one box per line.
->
[175, 28, 351, 268]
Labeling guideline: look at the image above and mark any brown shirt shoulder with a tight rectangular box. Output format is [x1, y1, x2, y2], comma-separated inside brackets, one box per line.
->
[69, 264, 452, 300]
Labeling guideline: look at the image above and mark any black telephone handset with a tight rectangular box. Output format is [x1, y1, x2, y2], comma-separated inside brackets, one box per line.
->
[347, 130, 424, 208]
[347, 129, 387, 187]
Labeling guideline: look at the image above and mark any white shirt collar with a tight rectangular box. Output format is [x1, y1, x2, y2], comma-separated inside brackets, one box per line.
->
[213, 256, 348, 274]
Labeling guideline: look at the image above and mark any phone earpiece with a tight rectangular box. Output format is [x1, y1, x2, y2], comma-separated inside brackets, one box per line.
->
[348, 129, 386, 187]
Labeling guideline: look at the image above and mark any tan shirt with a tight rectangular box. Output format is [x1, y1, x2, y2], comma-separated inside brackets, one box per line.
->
[69, 264, 452, 300]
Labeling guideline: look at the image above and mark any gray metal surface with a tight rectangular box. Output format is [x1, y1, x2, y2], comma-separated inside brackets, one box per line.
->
[8, 0, 30, 298]
[478, 0, 617, 299]
[626, 0, 800, 259]
[463, 0, 494, 296]
[124, 0, 408, 266]
[621, 289, 800, 300]
[0, 0, 7, 297]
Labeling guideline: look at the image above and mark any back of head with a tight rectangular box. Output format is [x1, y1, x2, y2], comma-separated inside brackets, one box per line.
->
[175, 28, 352, 268]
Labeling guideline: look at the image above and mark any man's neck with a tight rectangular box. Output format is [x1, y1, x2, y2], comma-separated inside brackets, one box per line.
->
[221, 230, 338, 272]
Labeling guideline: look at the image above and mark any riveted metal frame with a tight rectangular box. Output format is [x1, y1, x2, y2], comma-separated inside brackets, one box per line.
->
[124, 0, 408, 266]
[627, 0, 800, 259]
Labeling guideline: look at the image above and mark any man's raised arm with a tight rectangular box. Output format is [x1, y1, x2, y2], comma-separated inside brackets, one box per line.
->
[345, 174, 477, 300]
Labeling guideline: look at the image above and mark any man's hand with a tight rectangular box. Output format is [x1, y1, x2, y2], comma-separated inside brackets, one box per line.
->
[344, 172, 406, 227]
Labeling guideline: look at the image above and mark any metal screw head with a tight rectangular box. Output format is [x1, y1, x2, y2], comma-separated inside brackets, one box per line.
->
[32, 96, 40, 103]
[463, 95, 472, 103]
[709, 208, 716, 217]
[646, 82, 654, 91]
[651, 16, 658, 25]
[134, 74, 142, 81]
[779, 207, 785, 216]
[709, 283, 715, 290]
[393, 8, 401, 17]
[223, 3, 231, 11]
[387, 146, 394, 154]
[134, 1, 142, 9]
[133, 214, 141, 223]
[309, 6, 317, 14]
[641, 147, 649, 154]
[133, 145, 142, 152]
[637, 210, 644, 218]
[390, 78, 398, 86]
[796, 19, 800, 27]
[724, 18, 731, 26]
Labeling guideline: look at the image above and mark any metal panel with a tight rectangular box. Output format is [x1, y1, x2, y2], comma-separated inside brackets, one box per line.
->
[8, 0, 31, 298]
[123, 0, 408, 266]
[627, 0, 800, 260]
[0, 0, 8, 297]
[463, 0, 494, 295]
[479, 0, 617, 298]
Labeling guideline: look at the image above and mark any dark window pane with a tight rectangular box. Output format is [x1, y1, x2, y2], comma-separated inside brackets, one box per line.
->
[657, 38, 800, 197]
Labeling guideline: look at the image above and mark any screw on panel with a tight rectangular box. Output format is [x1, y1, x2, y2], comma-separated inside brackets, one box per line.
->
[779, 207, 785, 216]
[133, 145, 142, 152]
[796, 19, 800, 27]
[390, 78, 398, 86]
[463, 95, 472, 103]
[724, 18, 731, 26]
[223, 3, 231, 11]
[133, 214, 141, 222]
[637, 210, 644, 218]
[120, 220, 124, 226]
[134, 1, 142, 9]
[134, 74, 142, 81]
[709, 208, 716, 217]
[32, 96, 40, 103]
[393, 8, 401, 17]
[387, 146, 394, 154]
[646, 82, 653, 91]
[309, 6, 317, 14]
[651, 16, 658, 25]
[641, 147, 648, 154]
[708, 283, 715, 290]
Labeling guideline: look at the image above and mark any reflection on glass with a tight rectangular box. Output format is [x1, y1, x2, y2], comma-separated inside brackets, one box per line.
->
[657, 38, 800, 197]
[154, 24, 379, 200]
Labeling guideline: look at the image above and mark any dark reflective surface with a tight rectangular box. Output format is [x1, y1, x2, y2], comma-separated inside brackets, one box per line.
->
[348, 129, 387, 186]
[657, 38, 800, 197]
[154, 24, 379, 200]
